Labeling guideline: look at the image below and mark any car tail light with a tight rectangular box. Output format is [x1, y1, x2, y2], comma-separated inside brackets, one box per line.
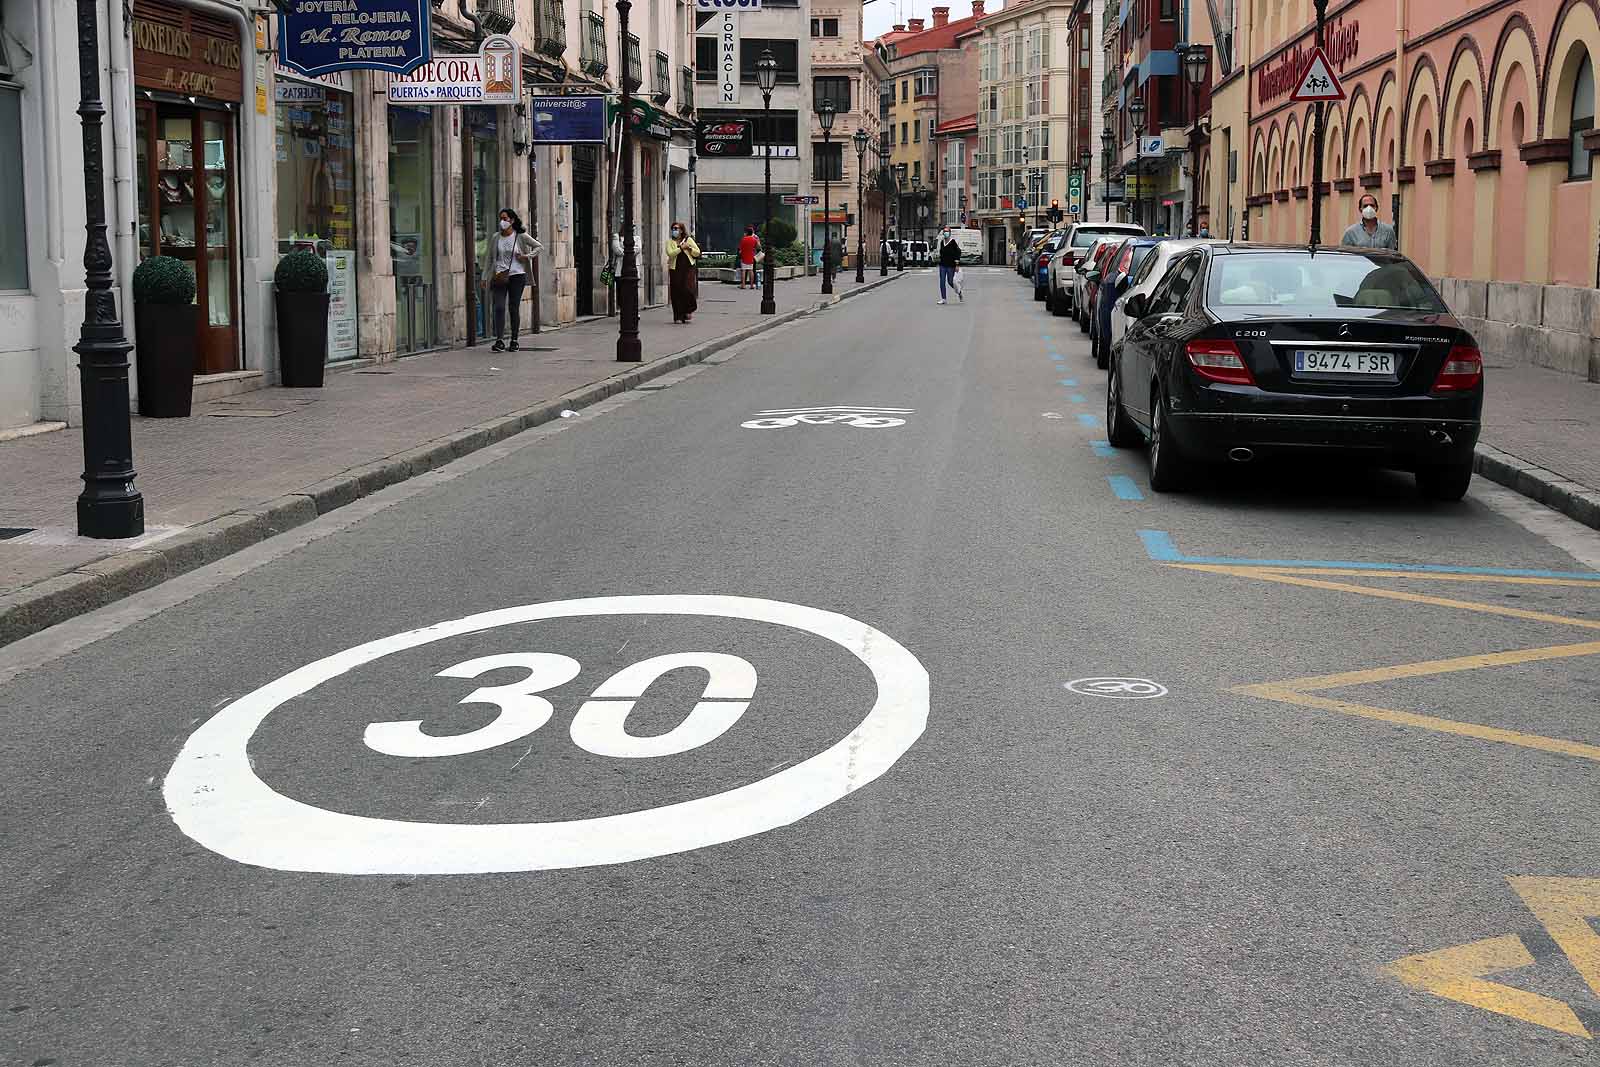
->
[1433, 343, 1483, 392]
[1185, 339, 1256, 385]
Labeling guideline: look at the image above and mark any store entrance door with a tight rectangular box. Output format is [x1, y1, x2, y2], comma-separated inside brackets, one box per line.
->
[573, 145, 597, 318]
[135, 101, 240, 373]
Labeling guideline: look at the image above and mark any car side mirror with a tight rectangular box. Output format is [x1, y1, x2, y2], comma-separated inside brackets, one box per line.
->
[1123, 293, 1148, 319]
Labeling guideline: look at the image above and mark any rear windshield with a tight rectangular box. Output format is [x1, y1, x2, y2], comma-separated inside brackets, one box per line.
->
[1209, 252, 1447, 311]
[1073, 228, 1139, 248]
[1127, 245, 1155, 274]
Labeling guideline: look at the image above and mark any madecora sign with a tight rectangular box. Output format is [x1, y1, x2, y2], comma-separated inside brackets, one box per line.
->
[1256, 18, 1359, 107]
[386, 35, 521, 104]
[278, 0, 430, 78]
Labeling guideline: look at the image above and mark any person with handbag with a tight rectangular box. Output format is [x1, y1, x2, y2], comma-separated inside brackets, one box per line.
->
[482, 208, 542, 352]
[667, 222, 700, 324]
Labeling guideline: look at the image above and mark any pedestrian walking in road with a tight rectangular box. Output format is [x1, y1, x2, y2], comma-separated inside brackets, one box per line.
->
[483, 208, 541, 352]
[1341, 193, 1399, 249]
[936, 227, 963, 304]
[738, 226, 760, 289]
[667, 222, 701, 324]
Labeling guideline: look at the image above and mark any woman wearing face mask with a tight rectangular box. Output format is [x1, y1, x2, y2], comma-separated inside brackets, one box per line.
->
[666, 222, 701, 324]
[1340, 193, 1398, 250]
[482, 208, 542, 352]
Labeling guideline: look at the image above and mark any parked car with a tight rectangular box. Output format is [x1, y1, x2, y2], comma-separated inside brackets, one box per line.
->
[1092, 237, 1161, 369]
[1032, 231, 1069, 301]
[1047, 222, 1146, 316]
[1105, 239, 1220, 359]
[1018, 231, 1056, 279]
[1074, 238, 1123, 331]
[1016, 228, 1051, 273]
[1105, 244, 1484, 498]
[1077, 240, 1122, 335]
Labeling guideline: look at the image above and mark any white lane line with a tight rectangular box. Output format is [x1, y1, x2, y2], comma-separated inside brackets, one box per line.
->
[1473, 481, 1600, 572]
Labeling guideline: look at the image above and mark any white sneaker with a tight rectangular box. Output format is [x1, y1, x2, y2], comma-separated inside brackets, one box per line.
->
[937, 298, 947, 304]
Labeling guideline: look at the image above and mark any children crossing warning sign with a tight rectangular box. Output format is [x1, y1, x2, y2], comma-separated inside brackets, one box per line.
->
[1289, 45, 1346, 102]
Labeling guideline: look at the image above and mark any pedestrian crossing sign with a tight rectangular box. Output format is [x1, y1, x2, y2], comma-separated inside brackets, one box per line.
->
[1290, 46, 1346, 102]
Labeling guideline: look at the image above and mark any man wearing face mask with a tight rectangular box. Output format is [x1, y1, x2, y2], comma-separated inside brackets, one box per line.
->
[1341, 193, 1398, 250]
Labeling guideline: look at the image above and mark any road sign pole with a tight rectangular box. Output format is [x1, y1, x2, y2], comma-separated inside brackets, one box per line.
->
[1311, 0, 1328, 248]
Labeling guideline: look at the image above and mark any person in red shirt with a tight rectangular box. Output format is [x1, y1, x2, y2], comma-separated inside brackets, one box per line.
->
[738, 225, 760, 290]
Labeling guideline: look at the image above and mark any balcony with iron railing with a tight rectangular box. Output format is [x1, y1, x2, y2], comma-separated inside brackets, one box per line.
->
[535, 0, 566, 59]
[477, 0, 514, 33]
[624, 33, 643, 92]
[653, 51, 671, 103]
[680, 65, 694, 115]
[581, 10, 607, 77]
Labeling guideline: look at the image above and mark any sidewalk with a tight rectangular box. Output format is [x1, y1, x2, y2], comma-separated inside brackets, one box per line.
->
[1475, 361, 1600, 531]
[0, 272, 899, 645]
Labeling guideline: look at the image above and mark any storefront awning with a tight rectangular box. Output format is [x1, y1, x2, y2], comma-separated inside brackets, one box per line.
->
[1137, 50, 1179, 85]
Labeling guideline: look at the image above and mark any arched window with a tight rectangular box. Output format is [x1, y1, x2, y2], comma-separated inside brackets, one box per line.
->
[1570, 53, 1594, 180]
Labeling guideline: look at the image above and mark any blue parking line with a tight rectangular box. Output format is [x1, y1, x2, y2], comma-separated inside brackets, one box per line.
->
[1108, 475, 1144, 501]
[1059, 378, 1078, 386]
[1077, 413, 1101, 429]
[1070, 394, 1086, 404]
[1138, 529, 1600, 579]
[1090, 439, 1115, 458]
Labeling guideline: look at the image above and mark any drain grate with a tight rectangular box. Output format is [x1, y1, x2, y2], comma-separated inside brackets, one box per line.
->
[0, 527, 31, 540]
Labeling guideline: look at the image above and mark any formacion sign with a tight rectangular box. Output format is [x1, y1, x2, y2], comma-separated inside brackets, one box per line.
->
[277, 0, 431, 78]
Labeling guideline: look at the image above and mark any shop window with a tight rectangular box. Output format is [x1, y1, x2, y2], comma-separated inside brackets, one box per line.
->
[276, 79, 358, 361]
[0, 27, 26, 291]
[1571, 53, 1594, 180]
[815, 76, 850, 113]
[703, 108, 798, 149]
[389, 106, 436, 354]
[739, 39, 798, 83]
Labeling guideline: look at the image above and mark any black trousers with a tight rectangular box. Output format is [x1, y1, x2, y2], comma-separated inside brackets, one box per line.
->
[492, 273, 528, 340]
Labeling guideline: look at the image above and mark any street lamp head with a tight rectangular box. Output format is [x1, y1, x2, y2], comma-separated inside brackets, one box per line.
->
[756, 49, 778, 95]
[818, 100, 836, 132]
[1129, 95, 1146, 126]
[1079, 148, 1092, 170]
[1183, 43, 1210, 88]
[853, 126, 869, 156]
[1101, 124, 1114, 149]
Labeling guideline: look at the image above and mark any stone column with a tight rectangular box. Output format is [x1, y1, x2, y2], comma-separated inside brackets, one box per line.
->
[355, 73, 397, 362]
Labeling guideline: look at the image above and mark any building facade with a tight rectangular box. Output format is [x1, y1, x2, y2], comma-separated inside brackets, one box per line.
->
[876, 3, 983, 251]
[972, 0, 1080, 263]
[809, 0, 887, 268]
[0, 0, 695, 434]
[933, 113, 979, 227]
[693, 1, 813, 254]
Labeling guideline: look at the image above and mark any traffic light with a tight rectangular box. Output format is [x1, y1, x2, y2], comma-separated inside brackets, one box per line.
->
[1047, 198, 1063, 224]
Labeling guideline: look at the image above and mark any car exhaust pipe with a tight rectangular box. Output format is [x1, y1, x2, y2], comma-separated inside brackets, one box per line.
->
[1427, 428, 1454, 447]
[1228, 447, 1255, 463]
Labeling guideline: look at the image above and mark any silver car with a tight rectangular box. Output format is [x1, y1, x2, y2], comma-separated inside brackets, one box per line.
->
[1047, 223, 1146, 317]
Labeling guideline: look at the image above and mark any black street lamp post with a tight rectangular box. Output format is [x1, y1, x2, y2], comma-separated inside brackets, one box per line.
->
[1183, 44, 1210, 237]
[1129, 94, 1146, 229]
[853, 127, 868, 283]
[757, 49, 777, 315]
[75, 0, 143, 538]
[1101, 125, 1114, 222]
[1311, 0, 1328, 246]
[615, 0, 641, 361]
[819, 101, 835, 295]
[1079, 148, 1092, 224]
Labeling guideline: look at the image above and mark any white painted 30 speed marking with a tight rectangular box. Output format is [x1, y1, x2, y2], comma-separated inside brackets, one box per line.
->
[163, 595, 929, 875]
[1064, 677, 1169, 699]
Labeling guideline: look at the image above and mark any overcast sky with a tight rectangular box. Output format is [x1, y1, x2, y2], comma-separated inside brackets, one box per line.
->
[863, 0, 995, 43]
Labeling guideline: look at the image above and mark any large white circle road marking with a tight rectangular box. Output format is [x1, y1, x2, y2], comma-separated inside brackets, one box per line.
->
[163, 595, 929, 875]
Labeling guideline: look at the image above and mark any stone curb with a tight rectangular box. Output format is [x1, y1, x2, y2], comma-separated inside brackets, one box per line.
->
[0, 275, 901, 648]
[1474, 443, 1600, 532]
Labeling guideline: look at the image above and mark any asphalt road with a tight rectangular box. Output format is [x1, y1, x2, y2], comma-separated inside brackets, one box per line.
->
[5, 269, 1600, 1066]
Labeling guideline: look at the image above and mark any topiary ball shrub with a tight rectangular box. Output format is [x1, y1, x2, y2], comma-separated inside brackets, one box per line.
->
[274, 250, 328, 293]
[773, 241, 807, 267]
[131, 256, 196, 305]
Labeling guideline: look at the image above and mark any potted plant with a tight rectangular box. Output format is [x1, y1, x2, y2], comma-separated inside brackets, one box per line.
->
[274, 250, 330, 387]
[131, 255, 197, 418]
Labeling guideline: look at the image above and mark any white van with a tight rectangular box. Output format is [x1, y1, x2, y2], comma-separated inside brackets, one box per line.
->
[949, 228, 983, 264]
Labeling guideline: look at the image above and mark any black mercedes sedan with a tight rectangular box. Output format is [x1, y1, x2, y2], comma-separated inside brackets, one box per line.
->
[1105, 244, 1484, 499]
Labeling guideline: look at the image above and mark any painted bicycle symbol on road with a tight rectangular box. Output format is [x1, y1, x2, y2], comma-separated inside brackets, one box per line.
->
[1064, 677, 1169, 699]
[741, 406, 912, 429]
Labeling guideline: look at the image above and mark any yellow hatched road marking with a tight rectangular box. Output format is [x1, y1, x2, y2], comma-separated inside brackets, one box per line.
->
[1384, 934, 1591, 1039]
[1168, 563, 1600, 588]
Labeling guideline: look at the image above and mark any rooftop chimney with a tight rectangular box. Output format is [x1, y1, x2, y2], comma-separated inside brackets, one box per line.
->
[908, 17, 924, 31]
[932, 6, 949, 26]
[971, 0, 984, 15]
[893, 22, 905, 30]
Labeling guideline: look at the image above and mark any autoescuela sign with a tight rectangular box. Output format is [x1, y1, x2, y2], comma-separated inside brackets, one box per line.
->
[278, 0, 430, 78]
[386, 35, 521, 104]
[1256, 17, 1358, 106]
